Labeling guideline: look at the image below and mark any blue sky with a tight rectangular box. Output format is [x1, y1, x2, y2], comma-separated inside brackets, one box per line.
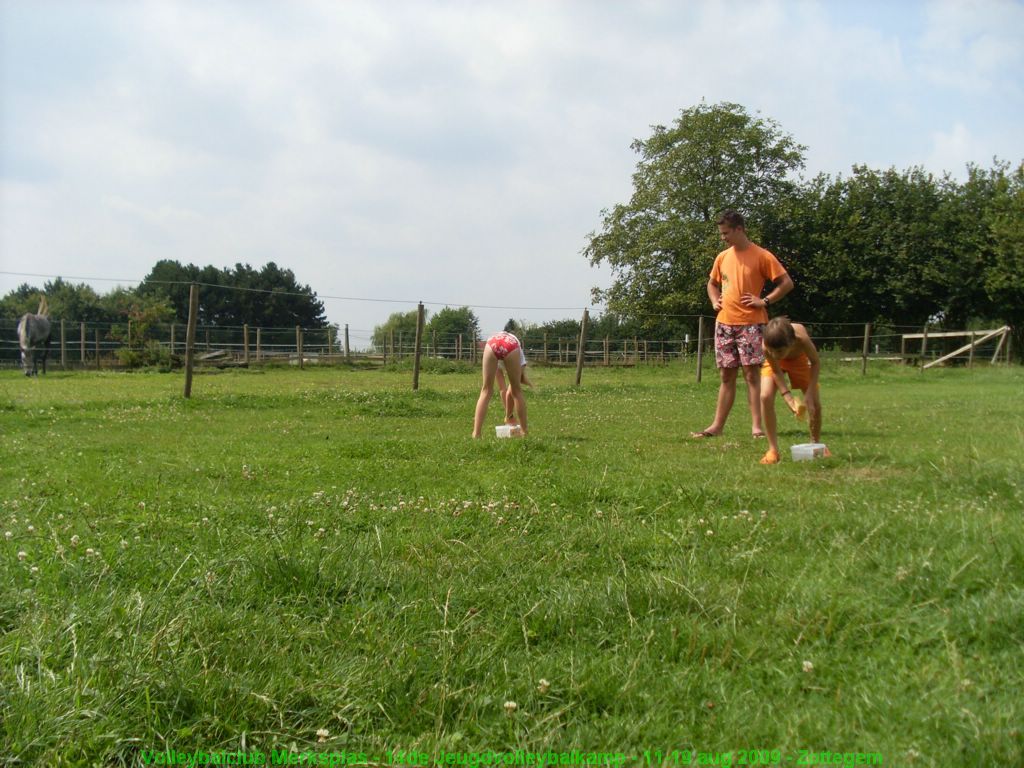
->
[1, 0, 1022, 343]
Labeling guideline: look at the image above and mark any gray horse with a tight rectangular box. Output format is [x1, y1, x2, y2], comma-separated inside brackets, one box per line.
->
[17, 296, 52, 376]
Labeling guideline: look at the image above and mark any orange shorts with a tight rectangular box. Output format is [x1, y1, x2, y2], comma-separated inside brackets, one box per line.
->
[761, 353, 811, 391]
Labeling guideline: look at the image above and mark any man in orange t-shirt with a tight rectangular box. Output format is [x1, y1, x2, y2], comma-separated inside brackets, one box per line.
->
[692, 210, 794, 439]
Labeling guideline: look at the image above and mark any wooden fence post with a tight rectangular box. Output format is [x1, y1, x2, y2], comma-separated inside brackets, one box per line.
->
[95, 329, 101, 370]
[412, 302, 425, 391]
[344, 324, 350, 363]
[243, 324, 250, 366]
[991, 328, 1006, 364]
[920, 325, 928, 372]
[861, 322, 871, 375]
[543, 333, 548, 363]
[696, 316, 705, 383]
[456, 333, 462, 361]
[256, 328, 262, 361]
[604, 336, 610, 366]
[170, 323, 176, 356]
[297, 326, 304, 369]
[183, 283, 198, 398]
[80, 322, 86, 365]
[327, 327, 333, 361]
[60, 319, 66, 369]
[472, 330, 478, 364]
[575, 309, 589, 386]
[1007, 327, 1013, 364]
[968, 331, 975, 368]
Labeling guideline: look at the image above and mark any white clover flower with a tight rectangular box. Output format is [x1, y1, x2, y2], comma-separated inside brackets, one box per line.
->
[26, 525, 34, 533]
[86, 548, 96, 557]
[802, 660, 814, 673]
[503, 701, 518, 715]
[537, 679, 550, 695]
[70, 535, 80, 547]
[17, 550, 27, 561]
[30, 565, 39, 574]
[316, 728, 329, 743]
[4, 531, 11, 540]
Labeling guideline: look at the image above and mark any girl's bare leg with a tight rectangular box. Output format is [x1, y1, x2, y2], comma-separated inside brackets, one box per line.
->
[502, 352, 528, 435]
[759, 375, 780, 463]
[805, 386, 823, 443]
[472, 348, 499, 438]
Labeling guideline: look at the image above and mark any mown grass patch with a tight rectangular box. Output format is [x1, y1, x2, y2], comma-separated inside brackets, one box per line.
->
[1, 363, 1022, 765]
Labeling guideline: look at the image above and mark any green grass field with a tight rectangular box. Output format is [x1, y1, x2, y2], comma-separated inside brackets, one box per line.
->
[1, 361, 1022, 767]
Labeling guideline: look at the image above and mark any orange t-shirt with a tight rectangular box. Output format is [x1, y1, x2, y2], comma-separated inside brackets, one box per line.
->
[710, 244, 788, 326]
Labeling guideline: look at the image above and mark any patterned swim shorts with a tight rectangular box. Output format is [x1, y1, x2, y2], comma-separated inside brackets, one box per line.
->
[486, 332, 521, 361]
[715, 323, 765, 369]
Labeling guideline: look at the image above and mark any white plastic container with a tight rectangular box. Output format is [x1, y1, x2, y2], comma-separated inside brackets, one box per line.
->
[495, 424, 523, 438]
[791, 443, 828, 461]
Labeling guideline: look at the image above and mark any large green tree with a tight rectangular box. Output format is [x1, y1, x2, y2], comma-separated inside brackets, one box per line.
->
[371, 310, 423, 354]
[0, 279, 111, 323]
[138, 260, 328, 328]
[424, 307, 480, 357]
[983, 162, 1024, 356]
[585, 101, 805, 332]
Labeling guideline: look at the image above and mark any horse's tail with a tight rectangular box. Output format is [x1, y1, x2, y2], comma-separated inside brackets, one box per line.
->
[37, 295, 49, 316]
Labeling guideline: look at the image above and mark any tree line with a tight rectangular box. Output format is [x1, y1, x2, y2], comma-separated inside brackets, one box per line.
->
[583, 101, 1023, 353]
[2, 261, 329, 330]
[369, 306, 651, 358]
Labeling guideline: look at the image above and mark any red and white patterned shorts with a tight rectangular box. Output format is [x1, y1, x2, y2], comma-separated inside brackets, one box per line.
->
[715, 323, 765, 368]
[486, 332, 521, 361]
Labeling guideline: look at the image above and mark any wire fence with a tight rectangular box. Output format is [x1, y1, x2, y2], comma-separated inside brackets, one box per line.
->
[2, 316, 1013, 372]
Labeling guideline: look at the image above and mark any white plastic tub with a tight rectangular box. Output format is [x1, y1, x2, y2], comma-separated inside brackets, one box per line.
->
[495, 424, 523, 438]
[791, 443, 828, 461]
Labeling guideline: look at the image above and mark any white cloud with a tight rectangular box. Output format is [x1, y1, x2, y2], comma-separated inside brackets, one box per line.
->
[926, 122, 984, 174]
[917, 0, 1024, 93]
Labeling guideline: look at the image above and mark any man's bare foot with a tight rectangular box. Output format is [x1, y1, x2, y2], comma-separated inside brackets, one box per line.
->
[759, 449, 780, 464]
